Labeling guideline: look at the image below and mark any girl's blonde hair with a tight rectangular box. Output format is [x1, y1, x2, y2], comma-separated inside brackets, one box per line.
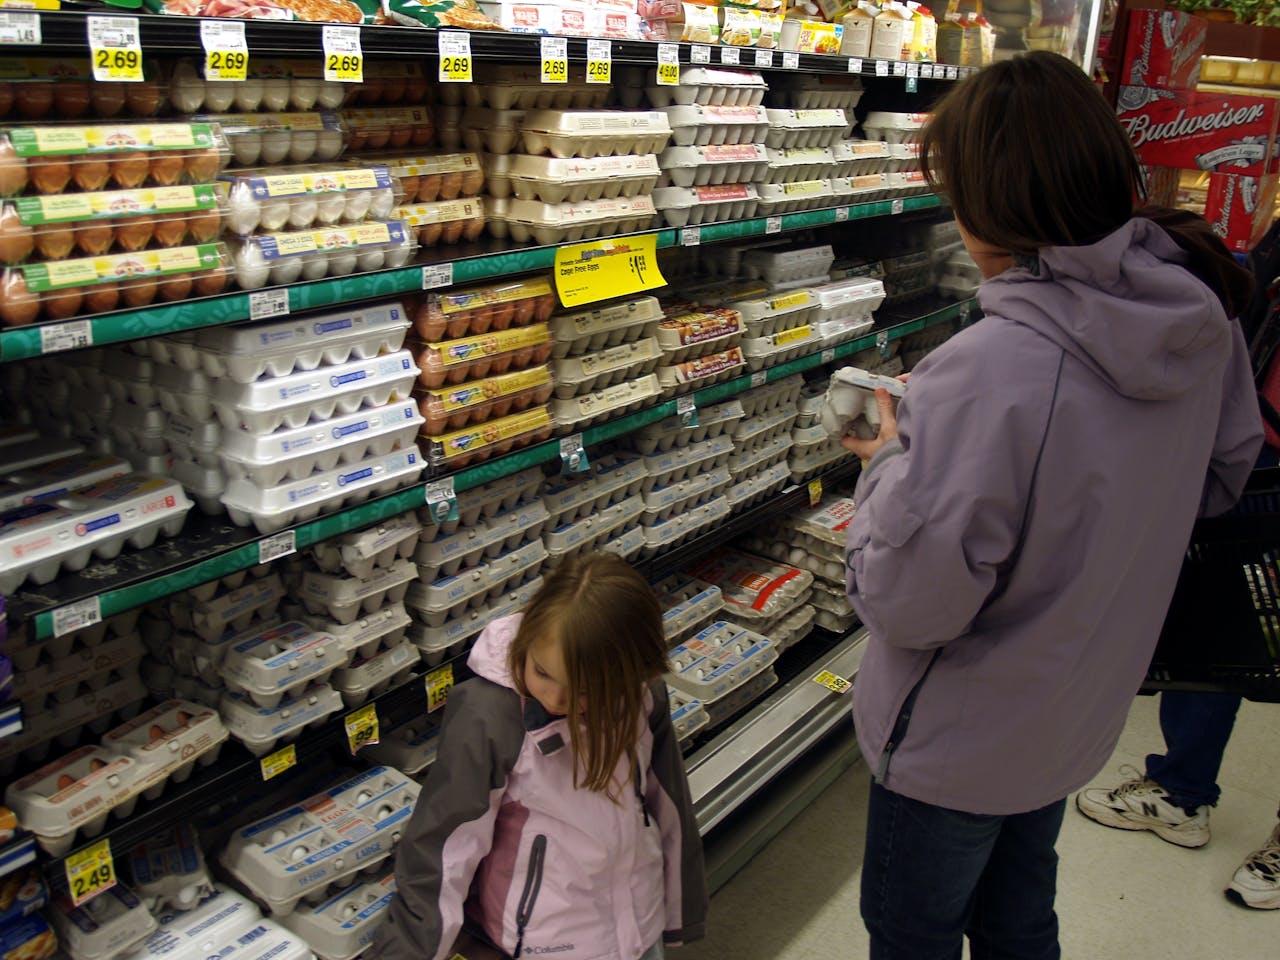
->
[508, 552, 668, 795]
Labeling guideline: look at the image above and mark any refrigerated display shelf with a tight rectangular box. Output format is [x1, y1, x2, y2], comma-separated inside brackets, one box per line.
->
[0, 196, 943, 363]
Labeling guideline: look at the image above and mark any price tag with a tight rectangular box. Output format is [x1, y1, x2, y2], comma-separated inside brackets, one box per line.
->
[657, 43, 679, 86]
[691, 44, 711, 64]
[821, 347, 836, 364]
[808, 478, 822, 506]
[541, 36, 568, 84]
[677, 394, 698, 427]
[260, 744, 296, 781]
[754, 49, 774, 68]
[323, 24, 363, 84]
[425, 477, 459, 523]
[52, 597, 102, 639]
[720, 46, 740, 65]
[681, 227, 700, 246]
[906, 62, 919, 78]
[554, 233, 665, 307]
[848, 57, 863, 74]
[586, 39, 611, 84]
[88, 16, 143, 83]
[876, 329, 890, 357]
[921, 63, 934, 79]
[765, 215, 782, 234]
[439, 30, 473, 83]
[258, 529, 296, 565]
[344, 703, 379, 754]
[750, 370, 767, 388]
[891, 198, 905, 215]
[812, 669, 852, 694]
[0, 12, 39, 46]
[893, 60, 907, 77]
[946, 65, 958, 80]
[40, 319, 93, 355]
[65, 839, 115, 908]
[906, 76, 918, 93]
[248, 288, 289, 321]
[426, 664, 454, 713]
[201, 19, 247, 82]
[835, 206, 850, 222]
[783, 52, 799, 70]
[875, 59, 888, 77]
[559, 434, 590, 474]
[422, 262, 454, 290]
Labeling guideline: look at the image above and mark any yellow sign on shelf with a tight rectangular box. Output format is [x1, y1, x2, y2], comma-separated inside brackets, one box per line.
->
[554, 233, 666, 308]
[808, 478, 822, 507]
[426, 663, 454, 714]
[345, 703, 379, 754]
[260, 743, 297, 781]
[812, 669, 852, 695]
[65, 838, 116, 907]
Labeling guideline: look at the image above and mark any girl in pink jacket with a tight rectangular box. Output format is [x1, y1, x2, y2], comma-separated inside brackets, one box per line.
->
[372, 552, 708, 960]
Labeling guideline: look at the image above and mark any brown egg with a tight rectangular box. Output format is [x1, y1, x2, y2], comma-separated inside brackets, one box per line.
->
[90, 82, 127, 117]
[359, 78, 387, 105]
[0, 272, 38, 325]
[405, 76, 429, 103]
[187, 210, 220, 243]
[184, 148, 223, 182]
[44, 286, 83, 320]
[122, 276, 157, 307]
[461, 170, 484, 195]
[0, 83, 14, 117]
[72, 157, 111, 192]
[439, 172, 463, 201]
[388, 127, 413, 149]
[418, 174, 442, 202]
[16, 82, 53, 119]
[152, 213, 186, 247]
[114, 217, 153, 252]
[53, 82, 91, 119]
[441, 221, 464, 245]
[149, 154, 184, 187]
[490, 302, 514, 331]
[463, 217, 484, 242]
[491, 397, 513, 418]
[411, 125, 433, 147]
[534, 294, 555, 321]
[76, 221, 115, 256]
[513, 297, 535, 324]
[0, 206, 33, 265]
[157, 273, 192, 302]
[193, 266, 227, 295]
[30, 157, 71, 195]
[532, 342, 553, 364]
[35, 225, 75, 260]
[397, 175, 419, 202]
[125, 80, 161, 117]
[347, 130, 369, 152]
[110, 153, 149, 189]
[366, 129, 391, 150]
[56, 774, 76, 790]
[418, 223, 442, 247]
[84, 282, 118, 313]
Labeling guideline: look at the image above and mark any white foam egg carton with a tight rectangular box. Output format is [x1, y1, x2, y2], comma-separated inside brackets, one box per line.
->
[831, 139, 893, 177]
[861, 111, 927, 145]
[754, 179, 836, 215]
[550, 296, 664, 359]
[102, 699, 228, 800]
[644, 68, 769, 108]
[420, 466, 543, 536]
[656, 309, 744, 364]
[5, 746, 141, 855]
[817, 314, 876, 347]
[658, 144, 769, 187]
[761, 146, 838, 183]
[125, 886, 263, 960]
[107, 405, 168, 460]
[652, 183, 760, 227]
[102, 353, 162, 409]
[602, 522, 646, 561]
[703, 665, 777, 726]
[725, 459, 791, 512]
[545, 493, 645, 563]
[310, 514, 420, 581]
[364, 718, 441, 776]
[734, 406, 801, 452]
[728, 432, 793, 480]
[415, 499, 550, 582]
[666, 620, 777, 704]
[11, 633, 144, 702]
[655, 573, 724, 643]
[210, 352, 417, 435]
[219, 683, 343, 757]
[222, 448, 424, 535]
[299, 558, 417, 626]
[539, 454, 647, 526]
[50, 884, 157, 960]
[149, 366, 214, 425]
[669, 690, 709, 741]
[633, 433, 734, 491]
[487, 153, 661, 204]
[639, 495, 730, 560]
[770, 75, 863, 112]
[657, 348, 745, 397]
[165, 414, 223, 470]
[765, 109, 849, 149]
[278, 872, 397, 960]
[551, 374, 662, 433]
[487, 195, 656, 245]
[221, 623, 351, 708]
[219, 767, 420, 915]
[170, 459, 226, 517]
[552, 337, 662, 399]
[0, 454, 131, 513]
[518, 110, 673, 159]
[189, 575, 286, 643]
[664, 104, 770, 147]
[685, 548, 814, 623]
[630, 399, 744, 455]
[408, 575, 542, 667]
[125, 823, 213, 914]
[330, 638, 416, 708]
[641, 466, 732, 525]
[740, 245, 835, 286]
[742, 325, 822, 371]
[0, 475, 193, 595]
[405, 538, 547, 627]
[305, 602, 411, 662]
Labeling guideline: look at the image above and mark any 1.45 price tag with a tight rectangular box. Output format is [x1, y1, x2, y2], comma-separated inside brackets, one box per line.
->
[323, 24, 363, 83]
[345, 703, 379, 754]
[65, 838, 116, 907]
[88, 15, 143, 83]
[201, 19, 247, 82]
[438, 30, 472, 83]
[586, 38, 611, 85]
[657, 43, 679, 86]
[541, 36, 567, 84]
[426, 664, 454, 713]
[0, 12, 40, 46]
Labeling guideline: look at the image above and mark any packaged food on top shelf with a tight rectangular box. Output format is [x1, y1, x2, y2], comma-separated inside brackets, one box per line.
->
[487, 194, 657, 246]
[230, 219, 415, 290]
[768, 74, 863, 112]
[487, 153, 661, 204]
[279, 873, 397, 960]
[408, 575, 543, 667]
[666, 620, 777, 704]
[169, 59, 355, 115]
[362, 153, 484, 204]
[195, 113, 347, 167]
[311, 513, 420, 581]
[126, 823, 213, 913]
[518, 110, 673, 160]
[860, 111, 927, 145]
[49, 884, 156, 960]
[219, 682, 343, 758]
[340, 107, 434, 153]
[478, 0, 642, 40]
[550, 295, 663, 359]
[831, 139, 892, 177]
[462, 64, 609, 111]
[395, 198, 485, 247]
[644, 68, 770, 108]
[652, 183, 760, 228]
[417, 364, 554, 437]
[658, 143, 768, 188]
[761, 146, 838, 184]
[220, 165, 402, 235]
[421, 406, 554, 470]
[663, 105, 770, 147]
[411, 278, 554, 343]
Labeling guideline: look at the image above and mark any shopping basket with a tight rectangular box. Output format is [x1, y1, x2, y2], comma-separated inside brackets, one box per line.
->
[1143, 467, 1280, 702]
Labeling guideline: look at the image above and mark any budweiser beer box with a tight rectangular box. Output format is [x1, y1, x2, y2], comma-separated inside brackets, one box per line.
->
[1121, 10, 1206, 91]
[1203, 172, 1279, 253]
[1117, 86, 1280, 177]
[1142, 165, 1181, 207]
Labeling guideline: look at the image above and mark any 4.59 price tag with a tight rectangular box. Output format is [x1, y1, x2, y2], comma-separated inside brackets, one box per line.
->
[323, 24, 363, 83]
[657, 43, 679, 86]
[201, 19, 248, 82]
[88, 16, 143, 83]
[65, 838, 116, 907]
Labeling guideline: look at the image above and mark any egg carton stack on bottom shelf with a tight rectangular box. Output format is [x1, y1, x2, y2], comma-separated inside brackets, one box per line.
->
[666, 619, 780, 728]
[684, 547, 817, 656]
[723, 376, 801, 513]
[653, 301, 746, 399]
[654, 573, 726, 745]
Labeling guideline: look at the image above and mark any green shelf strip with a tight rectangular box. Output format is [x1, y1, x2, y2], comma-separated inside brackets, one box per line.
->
[0, 196, 942, 364]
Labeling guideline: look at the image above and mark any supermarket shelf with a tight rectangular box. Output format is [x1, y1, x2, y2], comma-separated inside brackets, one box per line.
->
[0, 194, 943, 364]
[0, 703, 21, 740]
[1204, 20, 1280, 63]
[0, 833, 36, 879]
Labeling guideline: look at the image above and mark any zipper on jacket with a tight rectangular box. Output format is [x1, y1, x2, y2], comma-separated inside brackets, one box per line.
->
[634, 762, 651, 827]
[512, 834, 547, 959]
[877, 649, 942, 784]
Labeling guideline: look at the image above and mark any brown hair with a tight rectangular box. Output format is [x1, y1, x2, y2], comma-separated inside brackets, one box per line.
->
[920, 51, 1146, 254]
[508, 552, 668, 796]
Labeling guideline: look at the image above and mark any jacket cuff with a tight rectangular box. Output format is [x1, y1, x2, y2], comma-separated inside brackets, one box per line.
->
[854, 439, 905, 503]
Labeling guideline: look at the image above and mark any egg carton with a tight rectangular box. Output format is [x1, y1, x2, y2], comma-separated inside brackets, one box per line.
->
[305, 602, 412, 663]
[125, 886, 264, 960]
[657, 144, 769, 188]
[125, 823, 213, 914]
[808, 578, 855, 616]
[162, 413, 219, 470]
[860, 111, 926, 146]
[170, 57, 354, 111]
[0, 453, 132, 512]
[408, 574, 543, 668]
[644, 67, 769, 108]
[220, 623, 351, 708]
[762, 546, 844, 588]
[310, 514, 420, 581]
[639, 495, 730, 560]
[487, 152, 661, 204]
[231, 222, 415, 290]
[410, 324, 553, 391]
[814, 605, 859, 635]
[666, 620, 777, 704]
[516, 110, 673, 159]
[886, 170, 930, 198]
[457, 107, 527, 154]
[664, 104, 770, 147]
[405, 538, 548, 627]
[761, 146, 838, 184]
[420, 467, 543, 537]
[222, 448, 425, 535]
[363, 718, 441, 776]
[830, 140, 893, 177]
[551, 374, 662, 433]
[685, 548, 814, 623]
[278, 872, 397, 960]
[725, 459, 791, 512]
[754, 179, 836, 216]
[740, 245, 834, 287]
[409, 277, 553, 343]
[640, 466, 733, 526]
[634, 433, 735, 491]
[602, 522, 646, 561]
[768, 75, 863, 112]
[742, 325, 823, 371]
[540, 454, 647, 526]
[669, 690, 709, 742]
[417, 366, 555, 438]
[652, 183, 760, 227]
[11, 632, 144, 702]
[886, 142, 921, 173]
[422, 405, 553, 471]
[298, 558, 417, 627]
[394, 198, 487, 248]
[656, 309, 744, 364]
[0, 474, 193, 595]
[811, 278, 886, 326]
[416, 499, 550, 582]
[0, 674, 147, 771]
[773, 603, 818, 653]
[194, 112, 346, 166]
[101, 352, 163, 407]
[370, 153, 485, 205]
[817, 314, 877, 348]
[465, 76, 610, 112]
[727, 432, 793, 481]
[550, 296, 664, 359]
[726, 291, 818, 340]
[340, 106, 435, 153]
[220, 766, 419, 915]
[789, 444, 853, 484]
[219, 683, 343, 758]
[765, 109, 849, 149]
[5, 746, 142, 854]
[220, 166, 400, 236]
[487, 194, 657, 246]
[552, 337, 662, 399]
[49, 884, 157, 960]
[7, 605, 140, 662]
[631, 398, 744, 455]
[101, 699, 228, 800]
[655, 573, 724, 644]
[834, 173, 892, 204]
[732, 404, 800, 449]
[330, 638, 416, 708]
[543, 493, 645, 564]
[187, 575, 286, 643]
[702, 665, 778, 726]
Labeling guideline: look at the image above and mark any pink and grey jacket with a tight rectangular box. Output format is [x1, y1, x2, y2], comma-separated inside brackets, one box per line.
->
[372, 615, 707, 960]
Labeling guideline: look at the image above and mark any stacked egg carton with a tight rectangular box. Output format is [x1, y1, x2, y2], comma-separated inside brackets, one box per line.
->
[724, 375, 801, 515]
[406, 468, 549, 669]
[654, 300, 746, 399]
[666, 619, 780, 729]
[731, 245, 832, 370]
[746, 246, 886, 350]
[407, 277, 558, 470]
[549, 295, 665, 434]
[861, 111, 930, 200]
[540, 454, 648, 567]
[364, 716, 441, 779]
[380, 150, 488, 248]
[654, 573, 725, 745]
[126, 823, 216, 914]
[684, 547, 816, 656]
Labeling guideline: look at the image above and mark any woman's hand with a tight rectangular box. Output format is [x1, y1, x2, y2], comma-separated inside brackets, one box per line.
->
[841, 387, 899, 460]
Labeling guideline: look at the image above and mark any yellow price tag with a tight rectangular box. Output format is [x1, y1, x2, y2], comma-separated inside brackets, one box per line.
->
[541, 36, 567, 84]
[206, 49, 247, 82]
[426, 664, 454, 714]
[808, 479, 822, 506]
[344, 703, 379, 754]
[65, 838, 116, 907]
[553, 233, 667, 308]
[439, 30, 472, 83]
[586, 38, 611, 85]
[323, 24, 363, 84]
[657, 42, 679, 86]
[813, 670, 852, 694]
[87, 15, 142, 83]
[260, 744, 297, 781]
[201, 19, 247, 82]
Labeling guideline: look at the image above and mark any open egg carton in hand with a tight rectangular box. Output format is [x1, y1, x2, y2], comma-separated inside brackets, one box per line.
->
[652, 182, 760, 227]
[299, 559, 417, 627]
[666, 619, 778, 705]
[644, 67, 769, 108]
[684, 547, 815, 629]
[220, 165, 402, 235]
[406, 537, 548, 628]
[279, 871, 397, 960]
[631, 398, 744, 455]
[545, 493, 646, 565]
[768, 74, 863, 112]
[417, 365, 555, 438]
[220, 767, 420, 915]
[725, 458, 791, 512]
[409, 574, 543, 669]
[658, 143, 768, 188]
[415, 498, 550, 583]
[364, 718, 441, 776]
[219, 682, 343, 757]
[126, 822, 214, 914]
[655, 573, 724, 645]
[639, 495, 730, 559]
[49, 883, 157, 960]
[220, 621, 352, 708]
[457, 63, 609, 110]
[410, 277, 554, 342]
[310, 514, 419, 582]
[487, 194, 656, 245]
[551, 295, 664, 360]
[487, 153, 661, 204]
[761, 146, 838, 184]
[818, 365, 904, 441]
[230, 219, 415, 289]
[368, 153, 485, 204]
[764, 109, 848, 149]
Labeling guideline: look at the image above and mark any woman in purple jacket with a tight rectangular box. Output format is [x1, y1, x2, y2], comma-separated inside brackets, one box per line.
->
[842, 52, 1263, 959]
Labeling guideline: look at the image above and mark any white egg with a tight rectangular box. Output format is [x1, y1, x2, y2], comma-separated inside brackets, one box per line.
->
[355, 790, 374, 805]
[261, 79, 291, 112]
[788, 547, 806, 566]
[356, 249, 385, 272]
[301, 253, 329, 281]
[341, 903, 359, 921]
[170, 70, 206, 114]
[259, 198, 291, 232]
[233, 78, 264, 112]
[269, 257, 303, 286]
[289, 845, 309, 862]
[230, 132, 262, 166]
[203, 82, 236, 112]
[260, 130, 290, 164]
[270, 829, 288, 844]
[233, 243, 270, 289]
[343, 190, 372, 222]
[329, 250, 358, 276]
[316, 130, 345, 161]
[287, 194, 318, 230]
[315, 193, 346, 225]
[288, 130, 318, 164]
[226, 193, 262, 235]
[368, 188, 395, 219]
[316, 82, 346, 109]
[290, 77, 321, 111]
[386, 240, 414, 268]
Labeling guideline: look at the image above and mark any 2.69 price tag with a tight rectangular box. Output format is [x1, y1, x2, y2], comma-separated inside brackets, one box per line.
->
[65, 839, 116, 907]
[586, 38, 611, 85]
[201, 19, 247, 82]
[323, 24, 363, 83]
[541, 36, 568, 84]
[438, 30, 472, 83]
[88, 16, 143, 83]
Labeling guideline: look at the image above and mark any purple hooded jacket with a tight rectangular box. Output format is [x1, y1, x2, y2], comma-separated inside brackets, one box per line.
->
[846, 218, 1263, 815]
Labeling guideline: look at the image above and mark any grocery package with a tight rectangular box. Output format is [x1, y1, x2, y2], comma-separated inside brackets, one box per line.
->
[311, 514, 419, 581]
[195, 113, 346, 167]
[861, 111, 927, 146]
[279, 872, 396, 960]
[220, 165, 402, 235]
[49, 884, 156, 960]
[220, 621, 351, 707]
[219, 683, 344, 757]
[126, 822, 214, 913]
[666, 620, 777, 710]
[230, 219, 415, 289]
[168, 59, 358, 114]
[0, 913, 56, 960]
[367, 153, 484, 203]
[669, 689, 709, 742]
[684, 547, 814, 633]
[663, 104, 770, 148]
[655, 573, 725, 644]
[299, 559, 417, 625]
[489, 153, 661, 204]
[395, 198, 485, 247]
[488, 194, 657, 245]
[820, 366, 907, 440]
[340, 107, 434, 153]
[655, 305, 746, 397]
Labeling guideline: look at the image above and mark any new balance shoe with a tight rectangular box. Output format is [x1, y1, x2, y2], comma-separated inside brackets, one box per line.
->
[1226, 822, 1280, 910]
[1075, 766, 1210, 848]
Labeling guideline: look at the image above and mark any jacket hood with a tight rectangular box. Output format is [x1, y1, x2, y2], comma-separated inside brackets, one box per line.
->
[979, 217, 1234, 400]
[467, 613, 523, 691]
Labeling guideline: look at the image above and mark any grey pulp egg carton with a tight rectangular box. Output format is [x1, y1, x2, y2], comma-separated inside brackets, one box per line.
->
[725, 460, 791, 512]
[299, 559, 417, 626]
[539, 454, 648, 527]
[487, 153, 661, 204]
[102, 352, 163, 409]
[754, 179, 836, 215]
[886, 169, 930, 197]
[219, 682, 344, 757]
[860, 111, 926, 146]
[761, 146, 838, 183]
[550, 295, 664, 359]
[814, 606, 859, 634]
[364, 718, 441, 776]
[165, 413, 223, 469]
[11, 632, 144, 702]
[465, 77, 610, 112]
[741, 244, 834, 286]
[727, 433, 793, 480]
[487, 195, 657, 246]
[517, 110, 674, 159]
[640, 467, 732, 526]
[656, 348, 745, 398]
[655, 573, 725, 644]
[329, 637, 417, 708]
[602, 522, 646, 562]
[310, 514, 420, 582]
[742, 325, 823, 371]
[173, 674, 224, 711]
[418, 466, 544, 537]
[684, 548, 815, 623]
[732, 406, 800, 451]
[768, 75, 864, 112]
[552, 336, 663, 398]
[220, 622, 352, 708]
[100, 699, 229, 801]
[458, 107, 527, 154]
[652, 183, 760, 227]
[797, 379, 828, 427]
[279, 872, 398, 960]
[634, 433, 734, 490]
[414, 499, 550, 582]
[702, 665, 778, 726]
[644, 67, 769, 108]
[125, 822, 214, 914]
[49, 883, 157, 960]
[832, 173, 891, 204]
[155, 364, 217, 422]
[305, 601, 412, 661]
[544, 493, 646, 564]
[551, 374, 662, 433]
[106, 402, 169, 457]
[669, 689, 709, 742]
[789, 444, 855, 484]
[663, 104, 770, 147]
[188, 574, 287, 643]
[408, 575, 544, 668]
[886, 142, 922, 173]
[5, 606, 138, 667]
[630, 399, 744, 455]
[0, 673, 146, 773]
[666, 619, 777, 704]
[764, 109, 849, 149]
[658, 143, 769, 188]
[124, 886, 265, 960]
[831, 139, 893, 177]
[792, 421, 838, 457]
[730, 288, 820, 338]
[219, 766, 420, 915]
[639, 495, 730, 560]
[404, 538, 548, 628]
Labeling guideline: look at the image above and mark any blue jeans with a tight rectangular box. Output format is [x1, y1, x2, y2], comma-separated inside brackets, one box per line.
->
[862, 782, 1066, 960]
[638, 944, 664, 960]
[1145, 690, 1242, 810]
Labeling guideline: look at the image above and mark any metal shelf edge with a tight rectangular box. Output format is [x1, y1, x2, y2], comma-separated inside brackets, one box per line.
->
[0, 703, 21, 740]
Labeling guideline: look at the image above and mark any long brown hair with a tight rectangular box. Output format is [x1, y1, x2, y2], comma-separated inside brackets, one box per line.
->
[508, 552, 669, 796]
[920, 51, 1146, 254]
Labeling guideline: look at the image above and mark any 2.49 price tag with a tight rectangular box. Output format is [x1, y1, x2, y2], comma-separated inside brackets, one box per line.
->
[323, 24, 363, 84]
[65, 839, 116, 907]
[438, 30, 472, 83]
[201, 19, 247, 82]
[88, 15, 143, 83]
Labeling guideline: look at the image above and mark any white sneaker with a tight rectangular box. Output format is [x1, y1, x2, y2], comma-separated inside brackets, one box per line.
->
[1227, 823, 1280, 909]
[1075, 766, 1210, 848]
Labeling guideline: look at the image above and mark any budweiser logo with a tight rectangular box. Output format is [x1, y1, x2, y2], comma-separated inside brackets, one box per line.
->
[1212, 177, 1234, 238]
[1120, 102, 1269, 147]
[1128, 13, 1155, 85]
